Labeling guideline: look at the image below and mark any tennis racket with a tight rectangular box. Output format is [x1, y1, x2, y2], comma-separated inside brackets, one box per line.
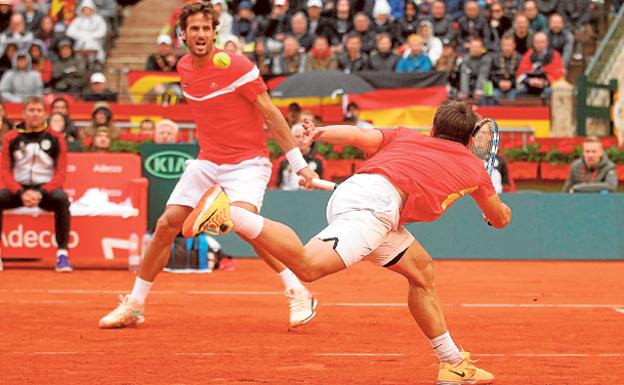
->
[470, 118, 500, 176]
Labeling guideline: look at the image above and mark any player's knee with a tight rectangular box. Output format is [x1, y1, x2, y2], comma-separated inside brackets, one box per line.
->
[155, 213, 182, 240]
[295, 253, 326, 282]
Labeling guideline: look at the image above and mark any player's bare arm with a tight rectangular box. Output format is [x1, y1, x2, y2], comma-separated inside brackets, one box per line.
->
[479, 194, 512, 229]
[301, 118, 383, 156]
[253, 91, 318, 187]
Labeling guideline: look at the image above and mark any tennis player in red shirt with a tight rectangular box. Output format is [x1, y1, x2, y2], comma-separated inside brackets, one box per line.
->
[185, 101, 511, 384]
[99, 2, 319, 330]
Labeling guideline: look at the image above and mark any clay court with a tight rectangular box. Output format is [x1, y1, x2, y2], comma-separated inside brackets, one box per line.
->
[1, 259, 623, 385]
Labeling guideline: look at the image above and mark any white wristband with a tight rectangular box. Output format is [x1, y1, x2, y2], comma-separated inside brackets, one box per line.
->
[285, 148, 307, 173]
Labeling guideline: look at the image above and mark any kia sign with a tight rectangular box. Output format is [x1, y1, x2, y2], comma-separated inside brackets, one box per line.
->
[144, 150, 194, 179]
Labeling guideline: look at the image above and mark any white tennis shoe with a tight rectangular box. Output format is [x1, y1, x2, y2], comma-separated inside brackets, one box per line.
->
[285, 288, 318, 329]
[99, 295, 145, 329]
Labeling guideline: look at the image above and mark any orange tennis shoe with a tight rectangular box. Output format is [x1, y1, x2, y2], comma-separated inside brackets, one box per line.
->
[182, 185, 233, 238]
[436, 351, 494, 385]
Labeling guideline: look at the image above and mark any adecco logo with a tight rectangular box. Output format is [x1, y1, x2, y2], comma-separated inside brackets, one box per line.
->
[1, 225, 79, 249]
[144, 151, 194, 179]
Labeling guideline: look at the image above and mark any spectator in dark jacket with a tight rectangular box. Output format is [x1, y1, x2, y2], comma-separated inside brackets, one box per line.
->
[52, 39, 87, 93]
[512, 13, 532, 55]
[291, 12, 315, 51]
[305, 35, 338, 71]
[546, 13, 573, 67]
[145, 35, 178, 72]
[337, 32, 369, 73]
[329, 0, 353, 46]
[368, 32, 399, 71]
[535, 0, 560, 16]
[82, 72, 118, 102]
[0, 40, 18, 77]
[488, 1, 513, 45]
[457, 1, 493, 52]
[458, 37, 492, 100]
[429, 1, 455, 45]
[271, 35, 307, 75]
[398, 0, 419, 43]
[305, 0, 337, 44]
[232, 1, 258, 43]
[21, 0, 44, 33]
[51, 97, 79, 142]
[524, 0, 547, 32]
[562, 136, 618, 193]
[257, 0, 291, 53]
[491, 34, 521, 99]
[352, 12, 377, 54]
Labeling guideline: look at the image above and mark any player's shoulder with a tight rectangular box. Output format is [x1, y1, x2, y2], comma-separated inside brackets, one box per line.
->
[228, 52, 258, 75]
[176, 54, 193, 72]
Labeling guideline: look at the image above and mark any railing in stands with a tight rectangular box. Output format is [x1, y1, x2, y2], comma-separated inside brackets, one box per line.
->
[584, 5, 624, 82]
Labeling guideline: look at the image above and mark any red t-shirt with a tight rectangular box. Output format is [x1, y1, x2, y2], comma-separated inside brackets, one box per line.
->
[357, 127, 496, 224]
[177, 50, 269, 164]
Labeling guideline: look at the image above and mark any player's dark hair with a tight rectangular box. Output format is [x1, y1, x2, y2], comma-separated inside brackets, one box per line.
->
[178, 1, 220, 33]
[432, 101, 478, 146]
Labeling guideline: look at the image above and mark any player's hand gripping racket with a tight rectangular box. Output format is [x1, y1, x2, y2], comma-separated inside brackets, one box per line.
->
[470, 118, 500, 226]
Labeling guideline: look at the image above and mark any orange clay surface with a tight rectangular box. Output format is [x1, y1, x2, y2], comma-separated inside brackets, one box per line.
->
[1, 259, 623, 385]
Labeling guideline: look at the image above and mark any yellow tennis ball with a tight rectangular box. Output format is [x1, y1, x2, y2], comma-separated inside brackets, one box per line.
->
[213, 52, 231, 69]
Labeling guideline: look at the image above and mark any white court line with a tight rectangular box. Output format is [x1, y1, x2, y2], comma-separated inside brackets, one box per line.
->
[314, 353, 404, 357]
[613, 308, 624, 314]
[186, 290, 283, 295]
[462, 303, 624, 309]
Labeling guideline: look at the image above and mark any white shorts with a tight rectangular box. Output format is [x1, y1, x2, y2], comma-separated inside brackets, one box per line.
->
[314, 173, 415, 267]
[167, 157, 272, 211]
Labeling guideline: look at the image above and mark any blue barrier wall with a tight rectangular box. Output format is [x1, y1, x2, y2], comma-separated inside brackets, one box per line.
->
[215, 191, 624, 260]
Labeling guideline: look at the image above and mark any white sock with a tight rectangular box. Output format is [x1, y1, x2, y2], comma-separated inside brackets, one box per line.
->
[430, 331, 463, 365]
[230, 206, 264, 239]
[279, 268, 305, 291]
[129, 277, 153, 306]
[57, 249, 68, 257]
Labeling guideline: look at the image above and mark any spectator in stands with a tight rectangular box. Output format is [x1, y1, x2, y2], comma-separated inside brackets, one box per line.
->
[429, 1, 455, 45]
[457, 1, 492, 52]
[21, 0, 43, 33]
[146, 34, 178, 72]
[0, 50, 42, 102]
[491, 155, 511, 193]
[535, 0, 560, 16]
[558, 0, 594, 61]
[89, 126, 113, 152]
[82, 72, 117, 102]
[436, 40, 457, 71]
[396, 34, 432, 73]
[286, 102, 302, 127]
[546, 13, 573, 67]
[35, 16, 60, 52]
[271, 35, 306, 75]
[416, 0, 434, 19]
[86, 103, 120, 139]
[258, 0, 290, 53]
[0, 96, 73, 272]
[488, 1, 513, 45]
[398, 1, 419, 43]
[51, 97, 79, 141]
[337, 32, 369, 73]
[0, 102, 13, 144]
[305, 0, 336, 45]
[345, 101, 374, 128]
[223, 35, 244, 54]
[92, 0, 119, 36]
[28, 39, 51, 85]
[232, 1, 257, 43]
[139, 119, 156, 139]
[372, 0, 398, 45]
[517, 31, 564, 97]
[252, 38, 273, 76]
[154, 118, 179, 144]
[444, 0, 464, 19]
[291, 12, 314, 51]
[491, 34, 521, 100]
[213, 0, 233, 42]
[458, 37, 492, 100]
[0, 13, 34, 50]
[52, 39, 87, 94]
[305, 35, 338, 71]
[0, 40, 18, 77]
[511, 13, 532, 55]
[562, 136, 618, 193]
[275, 123, 325, 190]
[418, 20, 442, 66]
[330, 0, 353, 46]
[368, 32, 399, 71]
[48, 111, 83, 152]
[352, 12, 377, 54]
[524, 1, 547, 32]
[66, 0, 107, 63]
[0, 0, 12, 33]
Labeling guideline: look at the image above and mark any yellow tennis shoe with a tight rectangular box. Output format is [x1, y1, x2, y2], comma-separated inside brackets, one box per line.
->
[182, 185, 233, 237]
[436, 351, 494, 385]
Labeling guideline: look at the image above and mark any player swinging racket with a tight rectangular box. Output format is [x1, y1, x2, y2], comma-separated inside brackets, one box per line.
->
[184, 101, 512, 385]
[99, 2, 320, 330]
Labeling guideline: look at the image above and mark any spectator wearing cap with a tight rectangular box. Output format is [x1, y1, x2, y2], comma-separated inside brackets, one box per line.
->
[0, 13, 34, 50]
[232, 1, 258, 43]
[428, 1, 455, 46]
[329, 0, 352, 46]
[66, 0, 107, 63]
[82, 72, 117, 102]
[524, 1, 547, 32]
[0, 0, 12, 33]
[546, 13, 573, 67]
[271, 35, 307, 75]
[457, 0, 492, 52]
[367, 32, 399, 71]
[398, 1, 419, 43]
[85, 102, 120, 139]
[154, 119, 179, 144]
[512, 13, 532, 55]
[488, 1, 513, 45]
[458, 37, 491, 100]
[395, 34, 432, 73]
[29, 39, 51, 85]
[304, 35, 337, 71]
[20, 0, 44, 33]
[305, 0, 336, 45]
[337, 32, 369, 73]
[146, 34, 178, 72]
[418, 20, 442, 66]
[89, 126, 113, 152]
[352, 12, 377, 54]
[291, 12, 314, 51]
[257, 0, 290, 53]
[0, 50, 43, 102]
[52, 38, 87, 93]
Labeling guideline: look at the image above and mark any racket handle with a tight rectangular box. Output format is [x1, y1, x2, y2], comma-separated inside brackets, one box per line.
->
[311, 178, 337, 191]
[482, 213, 493, 227]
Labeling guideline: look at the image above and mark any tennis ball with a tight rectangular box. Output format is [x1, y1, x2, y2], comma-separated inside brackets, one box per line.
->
[213, 52, 231, 69]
